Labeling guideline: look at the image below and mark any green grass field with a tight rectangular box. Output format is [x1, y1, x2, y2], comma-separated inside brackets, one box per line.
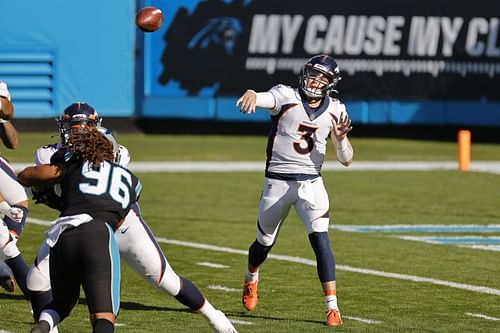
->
[1, 133, 500, 332]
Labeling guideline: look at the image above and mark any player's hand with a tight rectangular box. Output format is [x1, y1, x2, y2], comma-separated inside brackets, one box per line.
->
[0, 201, 23, 223]
[331, 111, 352, 141]
[236, 89, 257, 114]
[6, 208, 23, 223]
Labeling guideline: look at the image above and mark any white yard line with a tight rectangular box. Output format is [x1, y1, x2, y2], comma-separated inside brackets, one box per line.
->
[343, 315, 383, 324]
[12, 161, 500, 174]
[207, 285, 241, 292]
[229, 319, 254, 325]
[197, 262, 229, 268]
[156, 238, 500, 296]
[465, 312, 500, 321]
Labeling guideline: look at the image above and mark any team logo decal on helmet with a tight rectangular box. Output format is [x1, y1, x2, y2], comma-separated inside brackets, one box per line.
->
[299, 54, 341, 99]
[57, 102, 101, 140]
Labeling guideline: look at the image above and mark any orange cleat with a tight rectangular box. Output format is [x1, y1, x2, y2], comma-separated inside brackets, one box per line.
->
[326, 308, 343, 327]
[242, 281, 258, 311]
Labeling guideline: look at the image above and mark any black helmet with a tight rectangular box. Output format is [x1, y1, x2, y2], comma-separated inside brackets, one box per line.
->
[299, 54, 341, 99]
[57, 102, 101, 140]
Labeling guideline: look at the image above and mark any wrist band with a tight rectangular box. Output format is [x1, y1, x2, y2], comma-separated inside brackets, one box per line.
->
[337, 138, 349, 151]
[0, 118, 7, 124]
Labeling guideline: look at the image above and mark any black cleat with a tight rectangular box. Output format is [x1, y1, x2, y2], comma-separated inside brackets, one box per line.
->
[0, 275, 15, 293]
[30, 320, 50, 333]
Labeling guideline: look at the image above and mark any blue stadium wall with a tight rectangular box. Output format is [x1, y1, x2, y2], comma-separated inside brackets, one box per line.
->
[1, 0, 499, 128]
[0, 0, 136, 119]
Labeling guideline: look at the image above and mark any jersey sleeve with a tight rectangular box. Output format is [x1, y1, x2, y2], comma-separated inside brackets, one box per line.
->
[0, 81, 11, 101]
[268, 84, 295, 115]
[329, 98, 348, 123]
[35, 145, 58, 165]
[116, 145, 131, 168]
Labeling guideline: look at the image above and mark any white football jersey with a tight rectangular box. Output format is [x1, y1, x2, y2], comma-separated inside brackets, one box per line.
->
[0, 81, 11, 101]
[35, 142, 130, 168]
[265, 84, 348, 176]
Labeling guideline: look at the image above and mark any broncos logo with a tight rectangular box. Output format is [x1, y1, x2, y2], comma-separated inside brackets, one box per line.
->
[188, 17, 242, 55]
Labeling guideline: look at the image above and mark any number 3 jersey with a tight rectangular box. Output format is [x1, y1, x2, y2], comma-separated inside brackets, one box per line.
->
[50, 148, 142, 230]
[265, 84, 348, 178]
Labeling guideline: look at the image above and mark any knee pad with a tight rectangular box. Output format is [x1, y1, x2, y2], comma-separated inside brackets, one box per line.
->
[255, 221, 277, 247]
[1, 233, 20, 259]
[158, 270, 181, 297]
[27, 266, 51, 292]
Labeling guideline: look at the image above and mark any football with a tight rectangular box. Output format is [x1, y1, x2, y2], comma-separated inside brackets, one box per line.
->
[135, 7, 163, 32]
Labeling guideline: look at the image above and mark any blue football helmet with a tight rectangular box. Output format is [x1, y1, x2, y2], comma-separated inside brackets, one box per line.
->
[57, 102, 101, 140]
[299, 54, 341, 99]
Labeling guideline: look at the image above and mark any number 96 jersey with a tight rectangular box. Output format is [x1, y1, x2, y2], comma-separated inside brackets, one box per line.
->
[50, 148, 142, 230]
[265, 84, 348, 177]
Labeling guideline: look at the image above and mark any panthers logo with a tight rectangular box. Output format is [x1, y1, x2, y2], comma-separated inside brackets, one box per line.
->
[188, 17, 242, 56]
[158, 0, 249, 96]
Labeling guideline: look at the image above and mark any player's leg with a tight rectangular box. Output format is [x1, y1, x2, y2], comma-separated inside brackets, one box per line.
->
[0, 258, 14, 292]
[243, 177, 293, 311]
[0, 158, 30, 298]
[31, 228, 81, 333]
[295, 177, 342, 326]
[27, 242, 54, 322]
[80, 222, 120, 333]
[116, 206, 237, 333]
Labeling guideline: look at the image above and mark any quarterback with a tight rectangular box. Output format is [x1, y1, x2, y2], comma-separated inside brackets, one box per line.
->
[237, 54, 353, 327]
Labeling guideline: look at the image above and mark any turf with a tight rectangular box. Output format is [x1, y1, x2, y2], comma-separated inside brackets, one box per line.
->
[0, 133, 499, 332]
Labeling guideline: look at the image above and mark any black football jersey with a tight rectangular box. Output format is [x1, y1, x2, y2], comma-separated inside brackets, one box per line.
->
[50, 148, 142, 229]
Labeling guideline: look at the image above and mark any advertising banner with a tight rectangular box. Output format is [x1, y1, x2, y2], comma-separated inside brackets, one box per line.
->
[148, 0, 500, 100]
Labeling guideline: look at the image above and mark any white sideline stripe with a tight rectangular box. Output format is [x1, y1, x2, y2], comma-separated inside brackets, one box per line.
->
[11, 161, 500, 174]
[207, 284, 240, 292]
[26, 219, 500, 297]
[344, 315, 382, 324]
[462, 244, 500, 252]
[465, 312, 500, 321]
[197, 262, 229, 268]
[332, 224, 500, 233]
[0, 330, 15, 333]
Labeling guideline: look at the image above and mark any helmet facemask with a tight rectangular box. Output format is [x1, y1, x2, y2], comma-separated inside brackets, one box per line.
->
[56, 103, 101, 143]
[299, 55, 341, 99]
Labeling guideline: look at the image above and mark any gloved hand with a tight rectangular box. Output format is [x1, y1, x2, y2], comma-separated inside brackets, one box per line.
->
[0, 202, 23, 223]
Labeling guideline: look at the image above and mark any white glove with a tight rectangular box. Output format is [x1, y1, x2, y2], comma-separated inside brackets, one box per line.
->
[0, 81, 11, 101]
[0, 202, 23, 223]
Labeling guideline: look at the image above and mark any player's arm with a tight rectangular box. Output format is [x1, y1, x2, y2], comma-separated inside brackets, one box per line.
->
[0, 121, 19, 150]
[0, 82, 17, 149]
[17, 164, 64, 188]
[331, 111, 353, 167]
[0, 82, 13, 120]
[0, 96, 13, 121]
[236, 89, 276, 113]
[0, 193, 24, 223]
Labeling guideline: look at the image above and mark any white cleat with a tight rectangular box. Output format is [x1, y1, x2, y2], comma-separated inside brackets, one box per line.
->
[208, 310, 238, 333]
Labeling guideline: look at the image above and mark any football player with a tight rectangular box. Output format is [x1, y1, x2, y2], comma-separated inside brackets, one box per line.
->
[236, 54, 353, 327]
[27, 102, 237, 333]
[0, 81, 31, 297]
[19, 125, 141, 333]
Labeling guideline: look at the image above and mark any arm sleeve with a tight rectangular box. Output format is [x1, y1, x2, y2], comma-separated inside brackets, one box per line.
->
[255, 92, 276, 109]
